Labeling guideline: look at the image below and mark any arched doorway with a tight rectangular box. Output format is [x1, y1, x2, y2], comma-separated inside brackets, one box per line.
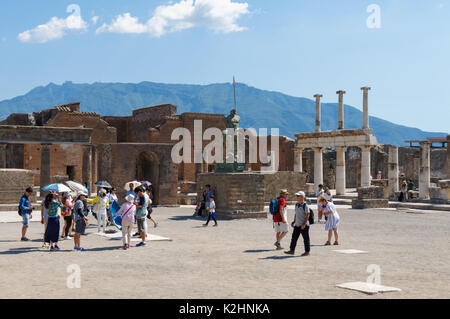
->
[136, 151, 160, 205]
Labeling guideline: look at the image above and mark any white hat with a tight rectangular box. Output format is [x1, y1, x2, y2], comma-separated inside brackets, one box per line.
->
[295, 191, 305, 197]
[125, 194, 135, 203]
[78, 191, 87, 197]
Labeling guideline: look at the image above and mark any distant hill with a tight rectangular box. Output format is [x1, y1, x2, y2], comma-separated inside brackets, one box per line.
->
[0, 81, 447, 145]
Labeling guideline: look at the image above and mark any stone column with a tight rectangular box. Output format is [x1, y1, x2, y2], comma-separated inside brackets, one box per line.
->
[314, 147, 323, 190]
[40, 144, 51, 191]
[314, 94, 323, 132]
[0, 144, 7, 168]
[294, 148, 303, 173]
[419, 141, 431, 199]
[336, 146, 346, 195]
[82, 146, 93, 193]
[361, 87, 371, 129]
[388, 146, 399, 198]
[336, 90, 346, 130]
[361, 146, 372, 187]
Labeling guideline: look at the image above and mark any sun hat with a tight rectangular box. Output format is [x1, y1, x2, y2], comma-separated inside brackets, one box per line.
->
[280, 189, 289, 195]
[295, 191, 305, 197]
[78, 191, 87, 197]
[125, 194, 135, 203]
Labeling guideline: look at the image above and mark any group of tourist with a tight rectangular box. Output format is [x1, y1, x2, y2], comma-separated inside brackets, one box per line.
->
[18, 181, 342, 256]
[272, 187, 340, 257]
[399, 179, 415, 202]
[18, 182, 158, 251]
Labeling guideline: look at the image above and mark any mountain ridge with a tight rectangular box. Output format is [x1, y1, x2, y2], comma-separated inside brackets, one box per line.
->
[0, 81, 447, 146]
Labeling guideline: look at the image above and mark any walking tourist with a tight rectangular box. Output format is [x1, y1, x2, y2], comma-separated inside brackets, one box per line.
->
[73, 192, 89, 251]
[88, 189, 110, 233]
[44, 193, 64, 251]
[319, 196, 340, 246]
[61, 192, 74, 240]
[273, 189, 289, 250]
[284, 191, 310, 256]
[113, 194, 136, 250]
[145, 186, 158, 227]
[135, 187, 148, 247]
[107, 187, 118, 225]
[19, 187, 34, 241]
[203, 194, 218, 227]
[40, 192, 54, 248]
[315, 184, 325, 223]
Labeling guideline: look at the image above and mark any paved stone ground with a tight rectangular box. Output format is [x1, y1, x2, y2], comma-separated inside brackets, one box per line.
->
[0, 205, 449, 299]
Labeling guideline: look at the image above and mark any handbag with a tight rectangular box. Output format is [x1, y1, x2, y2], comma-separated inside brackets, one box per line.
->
[118, 204, 135, 226]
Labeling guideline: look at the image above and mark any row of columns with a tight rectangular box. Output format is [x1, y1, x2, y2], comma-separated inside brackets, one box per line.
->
[388, 143, 430, 199]
[315, 87, 371, 132]
[298, 87, 374, 194]
[294, 146, 372, 194]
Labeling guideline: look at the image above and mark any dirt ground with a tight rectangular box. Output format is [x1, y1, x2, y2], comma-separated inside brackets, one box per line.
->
[0, 205, 449, 299]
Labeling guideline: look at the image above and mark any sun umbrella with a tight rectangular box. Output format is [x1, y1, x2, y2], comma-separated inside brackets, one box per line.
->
[94, 181, 112, 189]
[141, 181, 152, 187]
[41, 183, 72, 193]
[124, 181, 142, 191]
[65, 181, 88, 194]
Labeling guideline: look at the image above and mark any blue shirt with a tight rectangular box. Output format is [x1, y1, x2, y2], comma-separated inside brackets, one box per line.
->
[19, 195, 31, 215]
[205, 190, 213, 204]
[73, 200, 86, 221]
[126, 191, 137, 199]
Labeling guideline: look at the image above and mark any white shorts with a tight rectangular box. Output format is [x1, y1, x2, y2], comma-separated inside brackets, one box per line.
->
[274, 222, 289, 233]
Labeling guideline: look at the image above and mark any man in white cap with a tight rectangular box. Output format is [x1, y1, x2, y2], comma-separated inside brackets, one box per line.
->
[284, 191, 311, 256]
[87, 188, 110, 233]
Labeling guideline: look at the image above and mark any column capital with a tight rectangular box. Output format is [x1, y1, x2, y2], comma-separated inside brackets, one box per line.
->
[361, 145, 373, 152]
[314, 146, 324, 152]
[335, 146, 346, 151]
[361, 87, 371, 92]
[314, 94, 323, 99]
[336, 90, 346, 95]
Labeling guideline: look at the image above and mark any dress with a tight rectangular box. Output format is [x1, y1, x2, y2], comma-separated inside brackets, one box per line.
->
[323, 202, 340, 231]
[44, 201, 63, 243]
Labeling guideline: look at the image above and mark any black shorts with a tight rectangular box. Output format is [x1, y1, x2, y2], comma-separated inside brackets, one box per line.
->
[75, 219, 84, 233]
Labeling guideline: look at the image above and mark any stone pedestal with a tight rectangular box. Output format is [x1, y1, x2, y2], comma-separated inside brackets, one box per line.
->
[352, 186, 389, 209]
[371, 179, 389, 198]
[0, 169, 35, 204]
[388, 146, 399, 199]
[314, 147, 323, 190]
[336, 146, 346, 195]
[419, 141, 431, 200]
[197, 173, 266, 219]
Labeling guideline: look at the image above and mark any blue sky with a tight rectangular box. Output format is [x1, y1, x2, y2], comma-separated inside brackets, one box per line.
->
[0, 0, 449, 133]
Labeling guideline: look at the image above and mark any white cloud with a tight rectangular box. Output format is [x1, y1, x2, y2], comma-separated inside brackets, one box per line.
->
[96, 13, 148, 34]
[96, 0, 249, 37]
[18, 4, 88, 43]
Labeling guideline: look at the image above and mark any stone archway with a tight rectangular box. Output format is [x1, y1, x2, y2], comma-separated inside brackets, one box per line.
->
[136, 151, 160, 205]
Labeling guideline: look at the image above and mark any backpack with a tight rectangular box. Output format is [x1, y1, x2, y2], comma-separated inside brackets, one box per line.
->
[18, 205, 22, 216]
[299, 203, 315, 225]
[269, 198, 280, 215]
[308, 207, 315, 225]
